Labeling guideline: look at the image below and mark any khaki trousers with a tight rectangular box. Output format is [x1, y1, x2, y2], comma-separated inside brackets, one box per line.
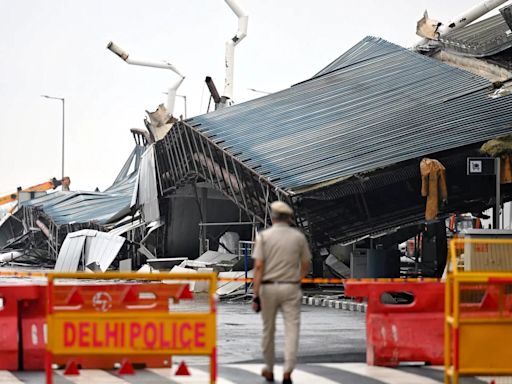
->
[259, 284, 302, 373]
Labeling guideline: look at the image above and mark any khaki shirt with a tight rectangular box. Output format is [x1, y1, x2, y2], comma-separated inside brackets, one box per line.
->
[252, 223, 312, 282]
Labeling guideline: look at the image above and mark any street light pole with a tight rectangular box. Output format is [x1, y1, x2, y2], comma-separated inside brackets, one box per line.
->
[106, 41, 185, 115]
[41, 95, 65, 180]
[177, 95, 187, 118]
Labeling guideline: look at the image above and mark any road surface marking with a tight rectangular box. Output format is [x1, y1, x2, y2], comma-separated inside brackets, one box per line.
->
[150, 367, 237, 384]
[234, 363, 341, 384]
[55, 369, 127, 383]
[0, 371, 23, 383]
[320, 363, 441, 384]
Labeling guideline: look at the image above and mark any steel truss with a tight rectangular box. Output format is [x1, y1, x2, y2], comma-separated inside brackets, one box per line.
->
[154, 121, 296, 228]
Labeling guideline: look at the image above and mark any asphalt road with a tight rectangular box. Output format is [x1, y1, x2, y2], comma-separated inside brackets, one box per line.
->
[217, 300, 366, 365]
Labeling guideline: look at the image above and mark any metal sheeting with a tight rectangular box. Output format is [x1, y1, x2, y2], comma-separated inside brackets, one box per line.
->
[21, 190, 132, 225]
[440, 13, 512, 57]
[55, 229, 125, 272]
[20, 145, 143, 225]
[133, 144, 160, 222]
[108, 217, 145, 236]
[313, 36, 403, 77]
[83, 230, 125, 271]
[54, 233, 86, 272]
[187, 36, 512, 192]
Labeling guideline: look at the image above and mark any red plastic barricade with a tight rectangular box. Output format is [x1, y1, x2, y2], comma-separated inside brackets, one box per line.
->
[0, 284, 43, 370]
[345, 280, 445, 366]
[0, 280, 193, 371]
[20, 285, 47, 370]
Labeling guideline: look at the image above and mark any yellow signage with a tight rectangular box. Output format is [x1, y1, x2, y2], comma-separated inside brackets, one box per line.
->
[49, 313, 215, 355]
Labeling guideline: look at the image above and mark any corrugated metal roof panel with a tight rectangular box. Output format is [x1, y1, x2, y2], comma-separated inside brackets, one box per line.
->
[55, 229, 125, 272]
[136, 145, 159, 222]
[55, 234, 86, 272]
[313, 36, 403, 77]
[20, 146, 142, 225]
[188, 37, 512, 192]
[84, 230, 125, 272]
[440, 13, 512, 57]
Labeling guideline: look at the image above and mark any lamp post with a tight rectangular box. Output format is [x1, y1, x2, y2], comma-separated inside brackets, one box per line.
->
[41, 95, 65, 180]
[106, 41, 185, 115]
[162, 92, 188, 118]
[177, 95, 187, 118]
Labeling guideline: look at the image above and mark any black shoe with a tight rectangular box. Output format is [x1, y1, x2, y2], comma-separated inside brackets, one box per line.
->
[282, 378, 292, 384]
[261, 369, 274, 382]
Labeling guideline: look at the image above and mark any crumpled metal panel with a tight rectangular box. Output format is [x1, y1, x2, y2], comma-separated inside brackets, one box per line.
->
[54, 233, 86, 272]
[134, 144, 160, 222]
[440, 13, 512, 57]
[55, 229, 125, 272]
[20, 146, 144, 225]
[83, 230, 125, 271]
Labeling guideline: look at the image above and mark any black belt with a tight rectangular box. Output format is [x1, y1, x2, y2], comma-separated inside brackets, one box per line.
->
[262, 280, 301, 284]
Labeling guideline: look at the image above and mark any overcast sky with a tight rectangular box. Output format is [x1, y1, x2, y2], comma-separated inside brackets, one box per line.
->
[0, 0, 503, 196]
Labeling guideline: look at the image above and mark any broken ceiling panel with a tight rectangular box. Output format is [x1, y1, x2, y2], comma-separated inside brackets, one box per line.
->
[134, 144, 160, 222]
[54, 233, 86, 272]
[83, 230, 125, 272]
[55, 229, 125, 272]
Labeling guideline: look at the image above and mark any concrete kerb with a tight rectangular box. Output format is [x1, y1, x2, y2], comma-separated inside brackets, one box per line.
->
[301, 294, 367, 313]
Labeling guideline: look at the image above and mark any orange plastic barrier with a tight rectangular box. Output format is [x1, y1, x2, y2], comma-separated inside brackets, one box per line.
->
[45, 272, 217, 384]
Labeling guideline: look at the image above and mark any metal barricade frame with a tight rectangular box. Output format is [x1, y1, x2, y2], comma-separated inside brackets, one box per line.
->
[445, 238, 512, 384]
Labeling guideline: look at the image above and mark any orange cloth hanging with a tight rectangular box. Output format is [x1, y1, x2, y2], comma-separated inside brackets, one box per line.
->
[420, 158, 448, 220]
[501, 154, 512, 184]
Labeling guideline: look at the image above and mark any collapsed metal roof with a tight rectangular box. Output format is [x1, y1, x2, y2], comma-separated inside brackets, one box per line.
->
[440, 12, 512, 57]
[155, 36, 512, 251]
[186, 36, 512, 192]
[0, 145, 145, 264]
[20, 145, 143, 225]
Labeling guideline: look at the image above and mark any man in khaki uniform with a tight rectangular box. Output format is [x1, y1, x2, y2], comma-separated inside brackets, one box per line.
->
[252, 201, 312, 384]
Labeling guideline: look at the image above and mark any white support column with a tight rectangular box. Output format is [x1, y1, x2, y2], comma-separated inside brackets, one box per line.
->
[222, 0, 248, 104]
